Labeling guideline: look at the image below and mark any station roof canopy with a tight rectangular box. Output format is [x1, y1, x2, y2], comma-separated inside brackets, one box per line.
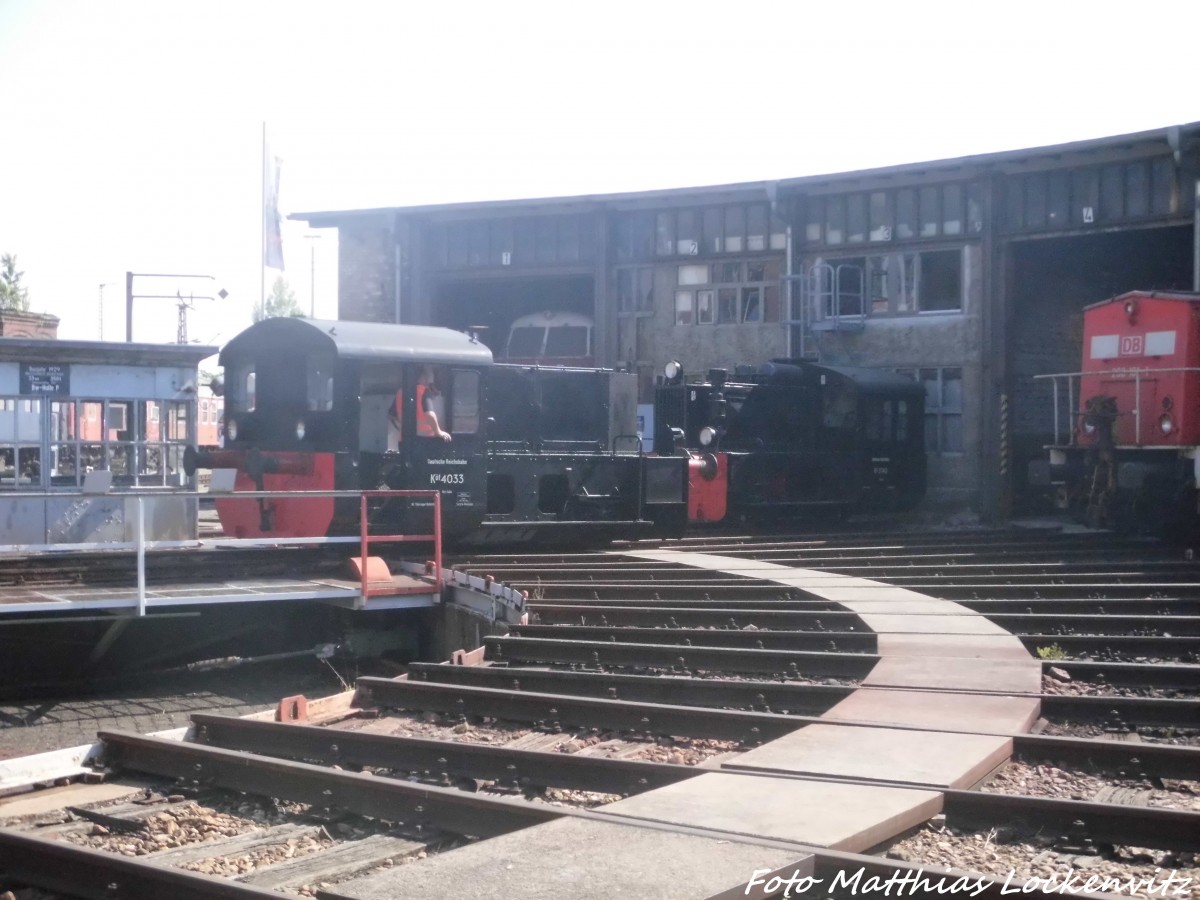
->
[0, 338, 218, 367]
[292, 121, 1200, 227]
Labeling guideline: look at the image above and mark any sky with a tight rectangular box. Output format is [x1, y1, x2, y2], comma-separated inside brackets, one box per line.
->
[0, 0, 1197, 357]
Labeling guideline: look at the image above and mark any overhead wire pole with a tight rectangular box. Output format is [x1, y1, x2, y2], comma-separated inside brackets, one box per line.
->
[125, 273, 224, 342]
[304, 232, 321, 316]
[261, 121, 267, 322]
[98, 283, 109, 340]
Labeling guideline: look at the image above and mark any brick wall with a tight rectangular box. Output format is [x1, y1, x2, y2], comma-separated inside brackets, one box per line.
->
[337, 216, 395, 323]
[0, 311, 60, 338]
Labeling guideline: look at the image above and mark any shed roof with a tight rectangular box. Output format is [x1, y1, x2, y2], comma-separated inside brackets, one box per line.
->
[291, 121, 1200, 226]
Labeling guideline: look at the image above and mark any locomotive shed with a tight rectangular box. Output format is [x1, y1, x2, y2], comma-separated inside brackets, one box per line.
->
[2, 528, 1199, 898]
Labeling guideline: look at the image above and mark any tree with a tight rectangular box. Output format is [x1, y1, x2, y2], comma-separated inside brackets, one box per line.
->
[0, 254, 30, 312]
[255, 276, 301, 322]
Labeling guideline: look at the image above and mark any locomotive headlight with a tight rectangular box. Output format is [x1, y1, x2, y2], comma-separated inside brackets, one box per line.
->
[295, 419, 307, 440]
[1159, 413, 1174, 434]
[664, 360, 682, 381]
[699, 426, 717, 447]
[226, 419, 238, 441]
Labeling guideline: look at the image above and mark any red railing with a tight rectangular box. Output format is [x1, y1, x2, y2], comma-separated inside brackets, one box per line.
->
[357, 489, 443, 599]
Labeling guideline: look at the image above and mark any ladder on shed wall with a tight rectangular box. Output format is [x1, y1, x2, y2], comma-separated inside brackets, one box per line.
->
[786, 262, 867, 361]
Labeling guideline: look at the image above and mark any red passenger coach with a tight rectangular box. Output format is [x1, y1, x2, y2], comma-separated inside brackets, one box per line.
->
[1034, 290, 1200, 531]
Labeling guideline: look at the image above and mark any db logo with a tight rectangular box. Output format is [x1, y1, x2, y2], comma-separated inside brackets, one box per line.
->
[1119, 335, 1144, 356]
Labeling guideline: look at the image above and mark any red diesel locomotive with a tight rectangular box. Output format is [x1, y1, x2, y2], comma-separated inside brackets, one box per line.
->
[1033, 289, 1200, 530]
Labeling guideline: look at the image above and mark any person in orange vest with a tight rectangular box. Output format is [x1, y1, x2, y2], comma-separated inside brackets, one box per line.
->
[416, 366, 452, 442]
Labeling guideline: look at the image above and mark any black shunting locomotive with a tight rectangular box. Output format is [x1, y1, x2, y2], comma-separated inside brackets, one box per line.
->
[188, 316, 688, 546]
[188, 318, 927, 545]
[654, 360, 926, 524]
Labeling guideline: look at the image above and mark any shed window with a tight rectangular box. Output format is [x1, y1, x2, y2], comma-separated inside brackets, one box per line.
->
[0, 396, 42, 488]
[675, 291, 694, 325]
[723, 206, 745, 252]
[846, 194, 867, 244]
[815, 248, 961, 317]
[898, 367, 963, 455]
[869, 192, 891, 241]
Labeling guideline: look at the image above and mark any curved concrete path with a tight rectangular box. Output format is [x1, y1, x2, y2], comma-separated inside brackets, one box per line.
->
[337, 549, 1043, 899]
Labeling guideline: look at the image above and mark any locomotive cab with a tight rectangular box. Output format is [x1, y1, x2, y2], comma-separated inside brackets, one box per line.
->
[195, 317, 493, 539]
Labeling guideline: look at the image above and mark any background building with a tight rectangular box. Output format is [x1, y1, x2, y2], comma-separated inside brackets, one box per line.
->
[294, 122, 1200, 517]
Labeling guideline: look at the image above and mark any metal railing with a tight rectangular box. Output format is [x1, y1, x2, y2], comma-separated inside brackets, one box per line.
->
[785, 263, 868, 359]
[357, 489, 442, 598]
[0, 487, 443, 614]
[1033, 367, 1200, 447]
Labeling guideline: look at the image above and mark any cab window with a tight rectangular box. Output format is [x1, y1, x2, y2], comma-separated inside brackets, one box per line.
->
[230, 364, 256, 412]
[306, 352, 335, 412]
[450, 370, 480, 434]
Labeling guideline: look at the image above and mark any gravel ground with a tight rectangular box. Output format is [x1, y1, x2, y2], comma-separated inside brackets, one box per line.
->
[886, 820, 1199, 897]
[982, 760, 1200, 811]
[1042, 674, 1199, 700]
[0, 657, 356, 759]
[5, 791, 448, 898]
[337, 710, 741, 769]
[1039, 720, 1200, 747]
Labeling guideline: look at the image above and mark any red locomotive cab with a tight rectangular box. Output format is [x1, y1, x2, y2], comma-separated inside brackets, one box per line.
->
[1077, 291, 1200, 448]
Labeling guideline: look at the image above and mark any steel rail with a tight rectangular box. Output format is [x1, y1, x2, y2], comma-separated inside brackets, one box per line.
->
[356, 676, 812, 743]
[1042, 658, 1200, 689]
[0, 827, 285, 900]
[1016, 633, 1200, 658]
[1012, 731, 1200, 780]
[914, 583, 1200, 600]
[185, 718, 1200, 859]
[484, 635, 877, 678]
[511, 623, 876, 653]
[363, 674, 1193, 747]
[412, 657, 1197, 730]
[837, 572, 1200, 586]
[453, 552, 1181, 576]
[501, 561, 1200, 581]
[524, 587, 1200, 607]
[992, 613, 1200, 636]
[512, 622, 1200, 660]
[529, 596, 840, 608]
[1040, 693, 1200, 727]
[97, 730, 560, 839]
[527, 605, 859, 628]
[941, 789, 1200, 852]
[530, 601, 1200, 638]
[189, 713, 695, 795]
[407, 662, 853, 714]
[961, 597, 1200, 614]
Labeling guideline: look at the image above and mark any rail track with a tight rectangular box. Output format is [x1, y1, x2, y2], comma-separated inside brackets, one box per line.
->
[2, 525, 1199, 898]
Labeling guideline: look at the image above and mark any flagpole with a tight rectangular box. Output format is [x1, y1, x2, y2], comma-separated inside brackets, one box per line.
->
[260, 121, 266, 321]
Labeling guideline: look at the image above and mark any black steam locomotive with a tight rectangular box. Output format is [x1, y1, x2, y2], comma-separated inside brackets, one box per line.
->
[655, 360, 926, 524]
[188, 317, 925, 545]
